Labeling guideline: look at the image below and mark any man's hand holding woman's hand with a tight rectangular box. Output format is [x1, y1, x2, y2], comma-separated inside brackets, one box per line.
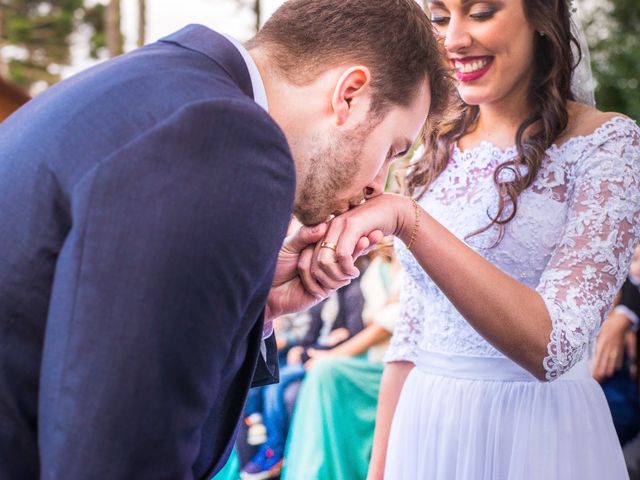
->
[267, 194, 415, 321]
[265, 221, 381, 321]
[301, 193, 414, 293]
[266, 223, 330, 322]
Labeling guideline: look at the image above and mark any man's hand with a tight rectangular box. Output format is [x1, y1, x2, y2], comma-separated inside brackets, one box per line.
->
[301, 194, 407, 293]
[266, 224, 349, 321]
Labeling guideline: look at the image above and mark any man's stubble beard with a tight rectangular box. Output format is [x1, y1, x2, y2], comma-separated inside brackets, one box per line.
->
[293, 127, 367, 226]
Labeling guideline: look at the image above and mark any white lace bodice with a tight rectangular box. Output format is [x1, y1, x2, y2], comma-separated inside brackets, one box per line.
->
[385, 117, 640, 381]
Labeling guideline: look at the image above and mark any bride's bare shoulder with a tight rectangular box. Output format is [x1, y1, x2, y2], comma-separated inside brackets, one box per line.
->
[559, 102, 630, 143]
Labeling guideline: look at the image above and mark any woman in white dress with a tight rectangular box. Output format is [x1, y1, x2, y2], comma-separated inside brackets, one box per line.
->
[301, 0, 640, 478]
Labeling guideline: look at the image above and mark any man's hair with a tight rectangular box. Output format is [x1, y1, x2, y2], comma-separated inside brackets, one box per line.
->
[247, 0, 451, 117]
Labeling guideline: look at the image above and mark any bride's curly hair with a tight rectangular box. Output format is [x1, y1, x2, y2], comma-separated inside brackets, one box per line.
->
[407, 0, 581, 244]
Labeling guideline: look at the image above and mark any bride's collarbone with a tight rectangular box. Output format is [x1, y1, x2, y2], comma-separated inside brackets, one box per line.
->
[556, 102, 626, 147]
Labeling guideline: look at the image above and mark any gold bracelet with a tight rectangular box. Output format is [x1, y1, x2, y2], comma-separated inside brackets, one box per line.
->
[406, 198, 420, 250]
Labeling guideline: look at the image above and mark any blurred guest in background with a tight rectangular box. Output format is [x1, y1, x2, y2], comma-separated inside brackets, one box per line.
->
[595, 246, 640, 479]
[240, 261, 367, 479]
[283, 244, 402, 480]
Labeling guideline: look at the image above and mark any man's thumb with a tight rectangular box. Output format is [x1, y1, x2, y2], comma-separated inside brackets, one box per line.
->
[285, 223, 328, 253]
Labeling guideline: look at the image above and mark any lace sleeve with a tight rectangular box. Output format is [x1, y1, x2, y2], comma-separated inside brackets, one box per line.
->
[383, 272, 424, 363]
[538, 119, 640, 381]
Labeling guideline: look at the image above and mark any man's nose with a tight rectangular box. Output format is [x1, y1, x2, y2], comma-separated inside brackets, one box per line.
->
[364, 166, 389, 200]
[444, 18, 472, 53]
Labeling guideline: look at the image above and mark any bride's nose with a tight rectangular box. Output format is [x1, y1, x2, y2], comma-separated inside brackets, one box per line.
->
[444, 17, 473, 53]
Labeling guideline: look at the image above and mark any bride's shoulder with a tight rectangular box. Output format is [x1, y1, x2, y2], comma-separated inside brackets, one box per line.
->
[555, 103, 640, 179]
[557, 102, 637, 146]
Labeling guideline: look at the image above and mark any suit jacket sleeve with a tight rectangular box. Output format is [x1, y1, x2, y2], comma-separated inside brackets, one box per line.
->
[37, 99, 294, 479]
[251, 329, 280, 387]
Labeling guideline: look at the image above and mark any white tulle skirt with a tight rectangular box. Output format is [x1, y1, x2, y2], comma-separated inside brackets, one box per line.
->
[385, 350, 628, 480]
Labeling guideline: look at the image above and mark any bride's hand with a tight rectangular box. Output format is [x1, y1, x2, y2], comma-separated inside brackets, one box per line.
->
[310, 193, 414, 283]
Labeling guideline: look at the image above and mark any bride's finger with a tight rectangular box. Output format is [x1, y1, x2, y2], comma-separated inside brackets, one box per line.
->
[368, 229, 385, 246]
[315, 229, 359, 281]
[298, 246, 329, 298]
[352, 236, 371, 258]
[353, 230, 385, 258]
[328, 216, 368, 274]
[314, 257, 353, 289]
[309, 240, 353, 288]
[317, 243, 358, 281]
[316, 216, 362, 278]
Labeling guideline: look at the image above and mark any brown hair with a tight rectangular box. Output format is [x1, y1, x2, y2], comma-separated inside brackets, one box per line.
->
[407, 0, 579, 243]
[247, 0, 452, 117]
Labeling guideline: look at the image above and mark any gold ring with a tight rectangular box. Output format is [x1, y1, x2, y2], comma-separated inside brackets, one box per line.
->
[609, 351, 619, 359]
[320, 241, 337, 251]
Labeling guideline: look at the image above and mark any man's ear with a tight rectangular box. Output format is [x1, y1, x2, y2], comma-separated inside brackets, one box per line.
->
[331, 66, 371, 126]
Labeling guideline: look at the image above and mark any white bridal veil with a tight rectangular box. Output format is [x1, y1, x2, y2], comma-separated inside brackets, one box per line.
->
[570, 4, 597, 107]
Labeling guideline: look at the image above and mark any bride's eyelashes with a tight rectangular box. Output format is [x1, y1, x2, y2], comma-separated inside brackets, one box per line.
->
[431, 15, 449, 25]
[470, 7, 498, 21]
[429, 3, 499, 25]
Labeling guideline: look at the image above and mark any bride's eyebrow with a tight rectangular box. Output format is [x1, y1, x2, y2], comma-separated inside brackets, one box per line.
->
[429, 0, 479, 7]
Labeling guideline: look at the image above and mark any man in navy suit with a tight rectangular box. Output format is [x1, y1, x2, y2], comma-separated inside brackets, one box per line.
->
[0, 0, 449, 478]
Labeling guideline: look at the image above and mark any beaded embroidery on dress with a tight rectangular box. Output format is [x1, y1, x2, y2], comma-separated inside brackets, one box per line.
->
[385, 116, 640, 381]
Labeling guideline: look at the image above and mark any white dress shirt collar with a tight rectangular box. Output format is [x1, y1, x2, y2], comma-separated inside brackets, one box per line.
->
[222, 34, 269, 112]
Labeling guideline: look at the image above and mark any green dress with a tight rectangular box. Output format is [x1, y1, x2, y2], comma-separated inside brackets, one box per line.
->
[211, 448, 240, 480]
[282, 356, 384, 480]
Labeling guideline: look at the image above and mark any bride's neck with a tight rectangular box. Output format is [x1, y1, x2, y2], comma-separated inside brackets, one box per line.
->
[462, 87, 534, 150]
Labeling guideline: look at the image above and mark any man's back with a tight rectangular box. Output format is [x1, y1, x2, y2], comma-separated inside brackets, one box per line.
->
[0, 26, 294, 479]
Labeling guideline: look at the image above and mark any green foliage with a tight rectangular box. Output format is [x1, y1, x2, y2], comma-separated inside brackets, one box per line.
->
[585, 0, 640, 120]
[84, 2, 107, 57]
[0, 0, 106, 90]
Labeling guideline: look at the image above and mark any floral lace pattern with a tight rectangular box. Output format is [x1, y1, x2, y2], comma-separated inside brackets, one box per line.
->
[385, 117, 640, 381]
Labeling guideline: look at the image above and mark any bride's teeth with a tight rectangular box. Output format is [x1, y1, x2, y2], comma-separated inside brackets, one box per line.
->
[458, 59, 488, 74]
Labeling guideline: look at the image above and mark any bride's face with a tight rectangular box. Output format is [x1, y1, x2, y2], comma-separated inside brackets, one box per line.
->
[427, 0, 536, 107]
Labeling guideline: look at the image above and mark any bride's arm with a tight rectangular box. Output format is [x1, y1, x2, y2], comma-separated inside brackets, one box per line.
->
[399, 199, 552, 379]
[367, 272, 423, 478]
[313, 193, 553, 379]
[312, 125, 640, 381]
[367, 361, 413, 480]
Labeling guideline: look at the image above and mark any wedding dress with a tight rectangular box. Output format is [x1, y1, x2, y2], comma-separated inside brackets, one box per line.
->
[384, 116, 640, 479]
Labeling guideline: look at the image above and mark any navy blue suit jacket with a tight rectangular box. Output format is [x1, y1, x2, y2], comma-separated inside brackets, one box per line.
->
[0, 25, 294, 479]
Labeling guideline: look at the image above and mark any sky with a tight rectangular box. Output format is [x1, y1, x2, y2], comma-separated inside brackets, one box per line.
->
[65, 0, 597, 79]
[65, 0, 286, 78]
[121, 0, 286, 46]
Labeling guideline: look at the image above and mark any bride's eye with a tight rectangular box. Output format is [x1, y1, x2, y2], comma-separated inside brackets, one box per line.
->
[470, 7, 497, 20]
[431, 15, 450, 25]
[429, 7, 450, 25]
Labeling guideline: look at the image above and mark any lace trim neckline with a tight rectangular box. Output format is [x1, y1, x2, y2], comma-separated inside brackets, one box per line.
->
[453, 115, 636, 157]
